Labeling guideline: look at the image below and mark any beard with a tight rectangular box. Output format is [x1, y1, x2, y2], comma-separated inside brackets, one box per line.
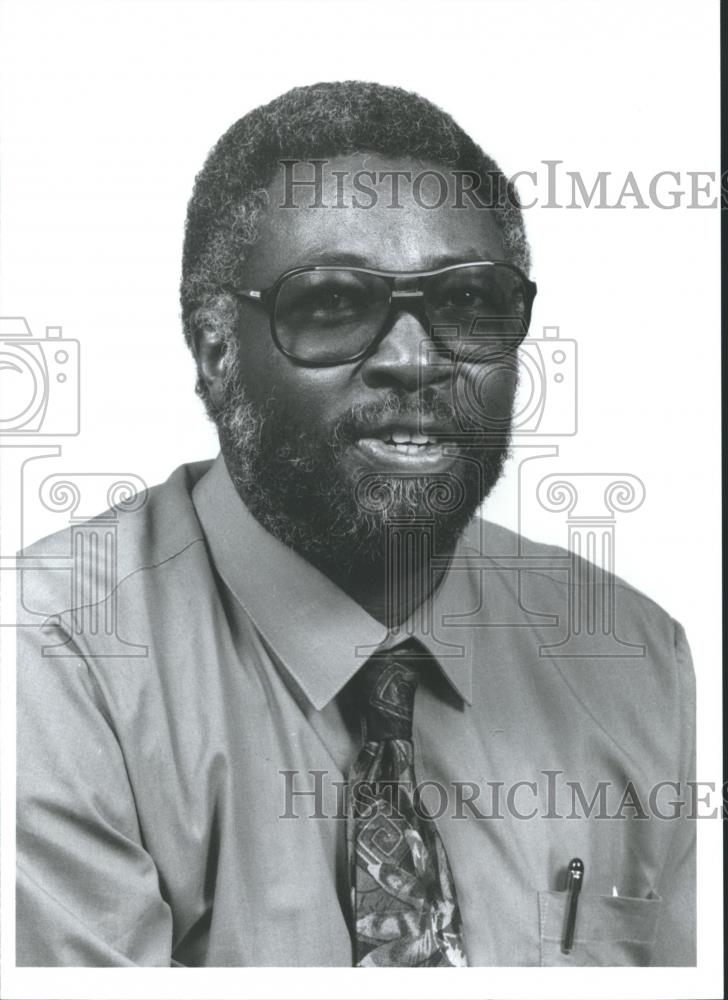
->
[215, 343, 515, 574]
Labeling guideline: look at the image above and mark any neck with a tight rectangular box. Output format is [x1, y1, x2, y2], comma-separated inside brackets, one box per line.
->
[221, 447, 468, 626]
[310, 531, 456, 629]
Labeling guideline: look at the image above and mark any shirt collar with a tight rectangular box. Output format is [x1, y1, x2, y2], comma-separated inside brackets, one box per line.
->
[192, 454, 476, 710]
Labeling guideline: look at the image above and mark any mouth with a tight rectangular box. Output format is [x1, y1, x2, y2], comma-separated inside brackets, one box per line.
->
[352, 424, 459, 471]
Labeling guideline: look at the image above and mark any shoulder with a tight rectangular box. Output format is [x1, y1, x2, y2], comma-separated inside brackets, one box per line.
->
[472, 515, 682, 635]
[468, 516, 692, 701]
[18, 460, 214, 626]
[17, 460, 227, 731]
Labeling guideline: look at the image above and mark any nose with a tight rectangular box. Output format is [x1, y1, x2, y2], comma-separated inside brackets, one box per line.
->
[359, 306, 447, 393]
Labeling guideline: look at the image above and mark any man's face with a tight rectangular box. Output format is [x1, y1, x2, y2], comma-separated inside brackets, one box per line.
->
[214, 153, 519, 568]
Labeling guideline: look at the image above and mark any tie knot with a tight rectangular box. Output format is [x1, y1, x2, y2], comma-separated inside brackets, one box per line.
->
[355, 646, 421, 741]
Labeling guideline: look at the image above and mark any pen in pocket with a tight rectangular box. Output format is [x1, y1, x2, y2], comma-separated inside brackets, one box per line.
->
[561, 857, 584, 953]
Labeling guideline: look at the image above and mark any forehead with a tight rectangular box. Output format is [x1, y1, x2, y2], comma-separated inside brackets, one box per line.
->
[242, 152, 507, 284]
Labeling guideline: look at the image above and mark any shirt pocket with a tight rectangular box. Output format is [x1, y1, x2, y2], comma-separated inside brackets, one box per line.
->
[538, 889, 662, 966]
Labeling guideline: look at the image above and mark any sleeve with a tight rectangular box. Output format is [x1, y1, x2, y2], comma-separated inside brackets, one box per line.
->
[16, 619, 174, 966]
[649, 619, 696, 966]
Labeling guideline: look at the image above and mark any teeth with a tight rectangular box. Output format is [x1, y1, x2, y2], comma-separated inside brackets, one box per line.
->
[387, 429, 435, 446]
[389, 442, 436, 454]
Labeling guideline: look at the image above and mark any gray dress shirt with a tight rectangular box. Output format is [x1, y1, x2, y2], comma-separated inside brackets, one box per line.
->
[16, 456, 695, 965]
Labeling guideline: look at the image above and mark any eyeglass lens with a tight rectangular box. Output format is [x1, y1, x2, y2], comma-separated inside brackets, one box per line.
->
[274, 264, 529, 364]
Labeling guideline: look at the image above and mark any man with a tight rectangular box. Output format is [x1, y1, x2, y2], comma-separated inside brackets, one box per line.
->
[17, 81, 695, 966]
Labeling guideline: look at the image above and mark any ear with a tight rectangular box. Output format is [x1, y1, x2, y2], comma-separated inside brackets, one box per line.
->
[194, 325, 232, 410]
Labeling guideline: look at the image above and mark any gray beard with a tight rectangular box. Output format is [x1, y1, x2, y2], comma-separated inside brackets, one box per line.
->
[214, 348, 514, 573]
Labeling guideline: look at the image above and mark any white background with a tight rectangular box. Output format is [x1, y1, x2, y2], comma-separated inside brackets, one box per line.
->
[0, 0, 722, 997]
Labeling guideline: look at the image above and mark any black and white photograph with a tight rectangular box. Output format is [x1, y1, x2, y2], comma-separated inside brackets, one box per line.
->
[0, 1, 722, 997]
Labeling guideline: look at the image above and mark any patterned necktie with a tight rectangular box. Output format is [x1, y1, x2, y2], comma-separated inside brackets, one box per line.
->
[346, 644, 468, 966]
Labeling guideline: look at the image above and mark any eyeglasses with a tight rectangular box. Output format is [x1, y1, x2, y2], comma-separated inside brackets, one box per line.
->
[227, 261, 537, 367]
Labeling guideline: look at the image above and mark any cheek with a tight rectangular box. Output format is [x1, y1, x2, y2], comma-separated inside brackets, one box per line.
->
[452, 360, 518, 425]
[236, 328, 354, 425]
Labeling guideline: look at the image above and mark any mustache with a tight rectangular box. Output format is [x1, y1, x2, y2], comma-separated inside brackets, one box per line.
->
[332, 391, 459, 446]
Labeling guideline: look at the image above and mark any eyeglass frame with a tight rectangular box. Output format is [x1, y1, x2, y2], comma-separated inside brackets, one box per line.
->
[225, 260, 538, 367]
